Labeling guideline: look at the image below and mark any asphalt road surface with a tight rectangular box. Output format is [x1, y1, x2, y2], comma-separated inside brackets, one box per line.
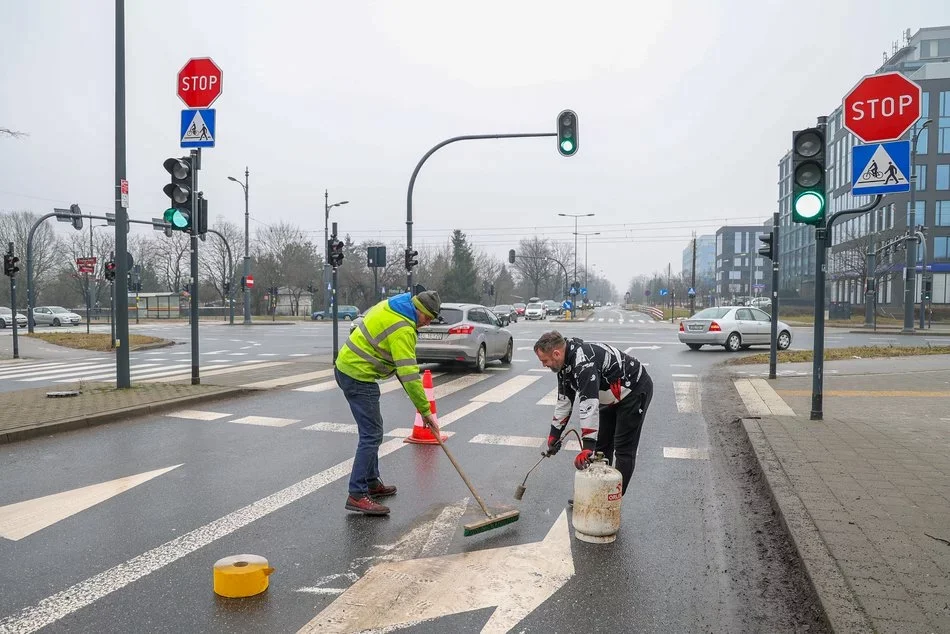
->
[0, 307, 830, 632]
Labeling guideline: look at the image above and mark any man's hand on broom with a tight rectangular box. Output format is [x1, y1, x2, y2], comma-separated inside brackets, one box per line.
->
[423, 413, 440, 436]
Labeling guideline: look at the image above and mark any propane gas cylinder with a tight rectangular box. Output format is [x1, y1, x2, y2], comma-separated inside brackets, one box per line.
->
[572, 453, 623, 543]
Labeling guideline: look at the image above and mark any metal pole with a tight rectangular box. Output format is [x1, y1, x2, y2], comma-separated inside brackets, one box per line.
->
[191, 157, 201, 385]
[810, 116, 829, 421]
[918, 231, 927, 329]
[690, 234, 696, 315]
[87, 221, 93, 334]
[9, 242, 19, 360]
[903, 127, 923, 332]
[207, 228, 234, 326]
[324, 190, 330, 316]
[113, 0, 130, 387]
[27, 212, 57, 333]
[406, 132, 558, 292]
[769, 211, 779, 380]
[864, 240, 875, 327]
[243, 167, 251, 324]
[109, 279, 115, 350]
[331, 221, 339, 363]
[573, 217, 578, 319]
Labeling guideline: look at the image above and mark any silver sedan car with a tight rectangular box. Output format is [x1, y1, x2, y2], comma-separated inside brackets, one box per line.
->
[416, 303, 513, 373]
[678, 306, 792, 352]
[0, 307, 28, 329]
[32, 306, 82, 327]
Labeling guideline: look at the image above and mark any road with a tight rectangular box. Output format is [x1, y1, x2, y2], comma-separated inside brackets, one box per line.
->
[0, 307, 828, 632]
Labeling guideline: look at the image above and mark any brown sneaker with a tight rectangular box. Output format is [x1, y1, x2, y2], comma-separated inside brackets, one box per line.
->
[345, 495, 390, 516]
[368, 480, 397, 498]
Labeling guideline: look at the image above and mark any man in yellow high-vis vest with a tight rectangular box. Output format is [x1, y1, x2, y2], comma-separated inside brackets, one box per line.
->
[335, 290, 441, 515]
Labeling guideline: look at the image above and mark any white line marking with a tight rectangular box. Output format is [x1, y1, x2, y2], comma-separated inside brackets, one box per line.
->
[437, 401, 489, 425]
[536, 388, 558, 406]
[146, 361, 288, 384]
[670, 364, 693, 368]
[0, 398, 491, 634]
[469, 434, 580, 452]
[303, 422, 358, 434]
[529, 368, 549, 373]
[432, 374, 489, 400]
[673, 381, 700, 413]
[241, 369, 335, 389]
[470, 375, 541, 403]
[230, 415, 300, 428]
[166, 410, 230, 421]
[663, 447, 709, 460]
[289, 353, 310, 357]
[294, 381, 337, 393]
[671, 373, 698, 378]
[733, 379, 772, 416]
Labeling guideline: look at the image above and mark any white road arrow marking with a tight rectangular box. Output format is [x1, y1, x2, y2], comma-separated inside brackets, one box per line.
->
[299, 511, 574, 633]
[0, 465, 182, 541]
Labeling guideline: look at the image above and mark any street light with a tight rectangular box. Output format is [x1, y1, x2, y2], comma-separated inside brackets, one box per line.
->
[558, 212, 595, 318]
[909, 118, 932, 331]
[227, 168, 251, 324]
[578, 231, 600, 296]
[324, 191, 349, 315]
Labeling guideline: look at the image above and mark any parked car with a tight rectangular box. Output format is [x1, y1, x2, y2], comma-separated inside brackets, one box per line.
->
[512, 302, 526, 316]
[0, 307, 28, 329]
[750, 297, 772, 310]
[416, 303, 513, 373]
[312, 305, 360, 321]
[492, 304, 518, 325]
[524, 302, 546, 320]
[32, 306, 82, 327]
[678, 306, 792, 352]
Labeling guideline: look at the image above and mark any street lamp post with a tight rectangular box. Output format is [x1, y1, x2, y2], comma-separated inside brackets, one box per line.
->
[324, 191, 349, 315]
[904, 119, 932, 333]
[558, 213, 595, 318]
[579, 231, 600, 300]
[227, 168, 251, 324]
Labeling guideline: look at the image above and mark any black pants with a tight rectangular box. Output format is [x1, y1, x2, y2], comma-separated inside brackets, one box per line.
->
[595, 372, 653, 495]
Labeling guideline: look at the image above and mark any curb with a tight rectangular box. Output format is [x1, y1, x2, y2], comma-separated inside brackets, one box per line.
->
[0, 387, 250, 445]
[846, 328, 950, 336]
[740, 417, 873, 633]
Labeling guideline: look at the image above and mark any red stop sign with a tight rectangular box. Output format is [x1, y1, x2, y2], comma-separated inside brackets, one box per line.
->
[177, 57, 223, 109]
[843, 72, 921, 143]
[245, 275, 254, 288]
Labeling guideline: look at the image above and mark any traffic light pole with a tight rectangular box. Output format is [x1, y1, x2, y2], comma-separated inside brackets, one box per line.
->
[810, 193, 883, 420]
[8, 242, 19, 360]
[331, 221, 340, 363]
[405, 132, 557, 291]
[190, 150, 201, 385]
[114, 0, 130, 388]
[769, 211, 779, 380]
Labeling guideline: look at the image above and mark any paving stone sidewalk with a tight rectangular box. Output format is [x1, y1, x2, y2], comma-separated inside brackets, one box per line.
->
[737, 363, 950, 633]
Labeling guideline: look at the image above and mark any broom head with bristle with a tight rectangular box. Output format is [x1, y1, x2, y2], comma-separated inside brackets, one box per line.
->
[463, 509, 520, 536]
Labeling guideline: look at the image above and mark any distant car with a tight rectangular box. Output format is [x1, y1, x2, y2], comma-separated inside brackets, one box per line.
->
[492, 304, 517, 325]
[513, 302, 526, 316]
[416, 303, 513, 373]
[524, 302, 546, 320]
[0, 307, 27, 329]
[750, 297, 772, 310]
[312, 305, 359, 321]
[542, 300, 561, 316]
[678, 306, 792, 352]
[32, 306, 81, 327]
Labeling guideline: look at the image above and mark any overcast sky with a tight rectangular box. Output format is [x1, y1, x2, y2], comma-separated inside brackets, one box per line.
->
[1, 1, 946, 294]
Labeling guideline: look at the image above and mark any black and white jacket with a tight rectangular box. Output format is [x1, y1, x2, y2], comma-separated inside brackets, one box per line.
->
[551, 337, 646, 443]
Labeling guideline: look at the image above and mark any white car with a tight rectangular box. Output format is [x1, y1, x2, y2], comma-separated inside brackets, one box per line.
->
[678, 306, 792, 352]
[524, 302, 546, 320]
[0, 307, 28, 329]
[32, 306, 82, 327]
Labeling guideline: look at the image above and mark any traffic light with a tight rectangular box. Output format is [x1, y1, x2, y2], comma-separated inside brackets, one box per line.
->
[69, 204, 83, 230]
[758, 232, 774, 260]
[224, 281, 231, 296]
[923, 277, 933, 302]
[329, 238, 345, 268]
[508, 249, 516, 264]
[3, 253, 19, 277]
[489, 284, 495, 297]
[162, 156, 193, 232]
[307, 282, 314, 294]
[557, 109, 579, 157]
[791, 127, 826, 225]
[405, 248, 419, 270]
[104, 259, 116, 282]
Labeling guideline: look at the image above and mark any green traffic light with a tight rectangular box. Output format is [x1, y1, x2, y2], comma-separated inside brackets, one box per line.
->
[163, 208, 191, 229]
[560, 139, 574, 153]
[793, 191, 824, 219]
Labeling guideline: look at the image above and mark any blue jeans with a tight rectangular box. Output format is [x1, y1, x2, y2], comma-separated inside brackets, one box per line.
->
[335, 368, 384, 496]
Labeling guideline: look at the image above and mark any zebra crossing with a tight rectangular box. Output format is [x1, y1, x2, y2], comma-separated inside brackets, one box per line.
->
[0, 356, 283, 385]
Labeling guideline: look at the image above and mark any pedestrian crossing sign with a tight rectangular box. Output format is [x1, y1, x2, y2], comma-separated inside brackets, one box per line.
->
[851, 140, 910, 195]
[180, 109, 216, 148]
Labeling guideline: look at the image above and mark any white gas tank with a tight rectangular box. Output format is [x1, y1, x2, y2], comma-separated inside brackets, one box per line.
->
[572, 454, 623, 543]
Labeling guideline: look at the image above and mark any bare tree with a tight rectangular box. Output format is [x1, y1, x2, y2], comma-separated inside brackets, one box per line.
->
[1, 127, 27, 139]
[512, 237, 554, 298]
[829, 222, 902, 304]
[0, 210, 62, 306]
[152, 232, 191, 292]
[200, 220, 243, 304]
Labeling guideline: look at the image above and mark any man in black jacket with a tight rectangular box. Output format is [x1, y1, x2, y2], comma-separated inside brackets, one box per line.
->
[534, 330, 653, 495]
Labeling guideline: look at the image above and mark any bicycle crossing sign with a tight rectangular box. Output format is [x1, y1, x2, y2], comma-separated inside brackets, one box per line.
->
[180, 109, 216, 148]
[851, 140, 910, 195]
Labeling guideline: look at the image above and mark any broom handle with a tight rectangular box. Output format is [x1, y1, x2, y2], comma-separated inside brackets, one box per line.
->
[430, 429, 493, 517]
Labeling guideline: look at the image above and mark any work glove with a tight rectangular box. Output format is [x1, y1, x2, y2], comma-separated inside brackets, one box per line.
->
[574, 449, 594, 471]
[545, 426, 563, 456]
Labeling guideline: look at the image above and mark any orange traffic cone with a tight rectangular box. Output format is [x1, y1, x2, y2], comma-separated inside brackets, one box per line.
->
[405, 369, 448, 444]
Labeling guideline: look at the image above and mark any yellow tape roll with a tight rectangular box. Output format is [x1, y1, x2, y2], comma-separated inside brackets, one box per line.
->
[213, 554, 275, 598]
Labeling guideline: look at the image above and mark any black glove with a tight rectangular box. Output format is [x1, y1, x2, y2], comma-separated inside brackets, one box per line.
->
[545, 425, 563, 456]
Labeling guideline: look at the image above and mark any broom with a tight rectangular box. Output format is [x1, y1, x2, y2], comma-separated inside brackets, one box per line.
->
[427, 424, 519, 536]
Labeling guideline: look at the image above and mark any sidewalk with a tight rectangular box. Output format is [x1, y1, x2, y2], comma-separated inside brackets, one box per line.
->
[0, 358, 334, 444]
[733, 358, 950, 633]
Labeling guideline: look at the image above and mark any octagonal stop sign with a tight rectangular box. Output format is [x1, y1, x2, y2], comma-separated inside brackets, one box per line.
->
[177, 57, 223, 109]
[843, 71, 921, 143]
